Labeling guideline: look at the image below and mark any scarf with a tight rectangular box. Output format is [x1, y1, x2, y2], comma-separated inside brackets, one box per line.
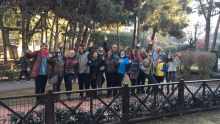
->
[130, 57, 139, 79]
[39, 50, 49, 58]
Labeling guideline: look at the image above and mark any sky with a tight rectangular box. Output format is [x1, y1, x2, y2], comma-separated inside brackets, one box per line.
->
[183, 0, 219, 39]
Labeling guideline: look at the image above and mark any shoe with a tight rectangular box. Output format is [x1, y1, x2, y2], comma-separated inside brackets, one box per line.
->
[78, 96, 83, 100]
[86, 97, 90, 101]
[54, 99, 58, 103]
[15, 80, 20, 83]
[68, 98, 71, 101]
[106, 95, 110, 98]
[26, 79, 31, 82]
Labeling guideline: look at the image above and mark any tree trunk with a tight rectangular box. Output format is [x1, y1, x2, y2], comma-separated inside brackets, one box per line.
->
[49, 16, 56, 53]
[5, 29, 16, 60]
[204, 17, 211, 51]
[72, 23, 77, 50]
[132, 16, 136, 49]
[69, 23, 72, 51]
[82, 26, 88, 44]
[63, 21, 70, 54]
[21, 9, 27, 52]
[211, 14, 220, 50]
[45, 12, 48, 43]
[117, 23, 119, 49]
[74, 0, 94, 53]
[54, 17, 59, 51]
[151, 27, 156, 40]
[0, 16, 7, 64]
[41, 11, 43, 43]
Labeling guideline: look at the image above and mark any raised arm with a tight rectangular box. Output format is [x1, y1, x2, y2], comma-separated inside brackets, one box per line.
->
[25, 51, 38, 59]
[103, 36, 108, 53]
[60, 47, 67, 61]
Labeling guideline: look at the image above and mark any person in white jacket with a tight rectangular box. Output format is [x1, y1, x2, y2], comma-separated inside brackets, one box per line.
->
[165, 53, 180, 94]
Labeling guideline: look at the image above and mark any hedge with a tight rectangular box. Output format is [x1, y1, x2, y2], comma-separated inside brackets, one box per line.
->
[0, 69, 32, 81]
[163, 45, 177, 54]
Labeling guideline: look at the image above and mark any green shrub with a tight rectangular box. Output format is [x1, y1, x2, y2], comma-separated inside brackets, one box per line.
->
[163, 45, 177, 54]
[195, 52, 215, 79]
[179, 50, 195, 75]
[0, 69, 31, 81]
[218, 45, 220, 58]
[210, 71, 220, 79]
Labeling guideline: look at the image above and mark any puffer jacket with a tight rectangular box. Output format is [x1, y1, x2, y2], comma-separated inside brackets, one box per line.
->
[167, 58, 180, 72]
[117, 57, 129, 74]
[154, 61, 166, 77]
[104, 56, 118, 73]
[48, 55, 65, 77]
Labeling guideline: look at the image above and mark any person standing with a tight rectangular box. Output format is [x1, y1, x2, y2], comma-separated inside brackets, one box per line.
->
[116, 51, 129, 96]
[64, 50, 78, 100]
[136, 48, 148, 93]
[25, 43, 50, 104]
[47, 48, 66, 102]
[103, 50, 119, 97]
[154, 54, 167, 92]
[165, 53, 180, 94]
[90, 52, 103, 95]
[128, 49, 147, 94]
[15, 51, 31, 83]
[76, 43, 92, 100]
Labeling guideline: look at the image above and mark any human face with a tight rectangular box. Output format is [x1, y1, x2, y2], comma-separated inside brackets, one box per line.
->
[56, 50, 61, 57]
[93, 52, 98, 59]
[98, 48, 103, 54]
[141, 49, 145, 54]
[108, 51, 112, 57]
[156, 47, 161, 54]
[80, 45, 85, 52]
[148, 53, 152, 58]
[120, 51, 125, 57]
[168, 53, 172, 58]
[112, 45, 117, 52]
[69, 51, 75, 58]
[132, 49, 136, 56]
[41, 44, 47, 51]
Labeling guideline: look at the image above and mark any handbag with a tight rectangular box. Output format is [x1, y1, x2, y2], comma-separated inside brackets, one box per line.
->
[48, 74, 58, 85]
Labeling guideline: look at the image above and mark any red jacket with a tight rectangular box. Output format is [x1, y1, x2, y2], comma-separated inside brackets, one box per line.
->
[25, 51, 50, 78]
[65, 57, 78, 75]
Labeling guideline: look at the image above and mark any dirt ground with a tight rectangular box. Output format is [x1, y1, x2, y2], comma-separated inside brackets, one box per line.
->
[138, 110, 220, 124]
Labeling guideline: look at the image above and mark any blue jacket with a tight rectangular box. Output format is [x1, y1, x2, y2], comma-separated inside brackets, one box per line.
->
[117, 57, 129, 74]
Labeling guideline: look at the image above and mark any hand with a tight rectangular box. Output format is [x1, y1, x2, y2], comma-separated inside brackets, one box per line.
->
[89, 42, 93, 47]
[100, 66, 105, 70]
[60, 42, 64, 47]
[104, 36, 108, 42]
[137, 43, 141, 47]
[115, 55, 119, 59]
[129, 60, 132, 63]
[118, 59, 123, 63]
[125, 47, 128, 50]
[86, 58, 88, 63]
[102, 56, 105, 61]
[145, 68, 148, 71]
[149, 40, 153, 44]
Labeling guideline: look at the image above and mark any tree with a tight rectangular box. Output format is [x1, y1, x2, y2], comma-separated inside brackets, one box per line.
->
[196, 0, 220, 51]
[211, 14, 220, 50]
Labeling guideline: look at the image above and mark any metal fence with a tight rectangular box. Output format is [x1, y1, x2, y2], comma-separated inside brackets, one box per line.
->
[1, 79, 220, 124]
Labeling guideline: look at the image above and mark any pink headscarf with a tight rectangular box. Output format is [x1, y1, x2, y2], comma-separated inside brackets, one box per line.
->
[39, 50, 49, 58]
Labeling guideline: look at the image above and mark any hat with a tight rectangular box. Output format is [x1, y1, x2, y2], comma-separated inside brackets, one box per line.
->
[40, 43, 48, 47]
[55, 48, 61, 52]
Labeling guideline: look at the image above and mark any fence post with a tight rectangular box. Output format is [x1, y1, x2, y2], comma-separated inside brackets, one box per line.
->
[45, 89, 54, 124]
[178, 79, 184, 115]
[122, 83, 129, 124]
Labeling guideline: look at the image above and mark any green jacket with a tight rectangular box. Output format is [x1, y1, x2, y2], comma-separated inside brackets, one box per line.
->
[143, 58, 154, 75]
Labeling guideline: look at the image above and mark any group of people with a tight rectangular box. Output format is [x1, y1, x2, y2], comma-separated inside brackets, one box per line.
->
[16, 36, 180, 103]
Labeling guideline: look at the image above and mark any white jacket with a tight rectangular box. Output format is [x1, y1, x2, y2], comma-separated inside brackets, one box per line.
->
[167, 58, 180, 72]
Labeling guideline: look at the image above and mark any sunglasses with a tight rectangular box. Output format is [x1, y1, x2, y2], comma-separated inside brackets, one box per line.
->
[99, 50, 103, 51]
[148, 55, 152, 57]
[56, 52, 61, 54]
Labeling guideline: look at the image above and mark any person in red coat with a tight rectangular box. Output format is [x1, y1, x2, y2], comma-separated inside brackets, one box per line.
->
[25, 43, 50, 104]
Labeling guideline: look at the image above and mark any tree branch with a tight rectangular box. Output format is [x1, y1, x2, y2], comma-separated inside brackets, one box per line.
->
[198, 0, 207, 19]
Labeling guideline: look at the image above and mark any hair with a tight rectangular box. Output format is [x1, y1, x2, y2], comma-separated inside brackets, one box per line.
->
[93, 52, 98, 55]
[98, 47, 103, 50]
[128, 48, 143, 62]
[69, 50, 75, 54]
[55, 48, 61, 52]
[165, 53, 173, 63]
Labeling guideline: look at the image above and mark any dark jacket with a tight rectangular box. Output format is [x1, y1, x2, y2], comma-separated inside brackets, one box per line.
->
[16, 56, 30, 70]
[48, 55, 65, 77]
[25, 51, 50, 78]
[104, 55, 118, 73]
[103, 42, 120, 56]
[65, 57, 78, 76]
[91, 58, 103, 78]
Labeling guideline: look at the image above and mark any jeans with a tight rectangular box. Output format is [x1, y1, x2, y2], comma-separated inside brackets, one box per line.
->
[64, 75, 74, 98]
[106, 73, 117, 95]
[145, 74, 158, 94]
[18, 70, 30, 81]
[78, 74, 91, 96]
[166, 72, 176, 93]
[97, 73, 103, 88]
[137, 71, 146, 93]
[34, 75, 47, 102]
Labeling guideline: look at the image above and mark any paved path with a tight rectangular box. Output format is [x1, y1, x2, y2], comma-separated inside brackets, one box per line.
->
[0, 80, 52, 91]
